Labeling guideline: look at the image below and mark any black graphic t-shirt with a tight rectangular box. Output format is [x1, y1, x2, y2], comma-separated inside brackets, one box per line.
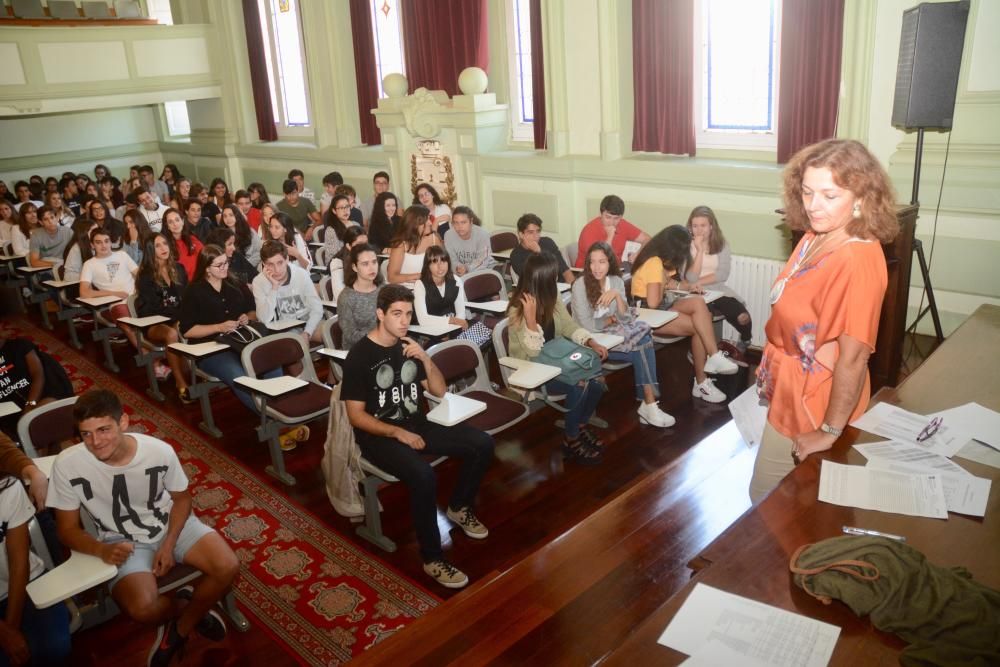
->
[0, 338, 35, 406]
[341, 336, 427, 439]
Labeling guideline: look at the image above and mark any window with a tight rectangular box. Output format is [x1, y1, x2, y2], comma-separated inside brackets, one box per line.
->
[694, 0, 780, 150]
[506, 0, 535, 143]
[164, 101, 191, 136]
[370, 0, 406, 98]
[258, 0, 311, 131]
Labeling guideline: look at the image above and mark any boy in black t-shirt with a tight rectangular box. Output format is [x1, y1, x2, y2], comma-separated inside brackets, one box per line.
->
[341, 285, 494, 589]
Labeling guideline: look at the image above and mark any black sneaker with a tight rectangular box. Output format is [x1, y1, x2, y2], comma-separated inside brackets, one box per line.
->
[175, 586, 228, 641]
[148, 620, 186, 667]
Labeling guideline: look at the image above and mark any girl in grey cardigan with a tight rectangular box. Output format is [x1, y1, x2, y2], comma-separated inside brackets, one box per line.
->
[337, 243, 384, 350]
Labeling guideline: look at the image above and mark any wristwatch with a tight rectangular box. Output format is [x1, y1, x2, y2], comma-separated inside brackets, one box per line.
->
[25, 400, 38, 408]
[819, 422, 843, 437]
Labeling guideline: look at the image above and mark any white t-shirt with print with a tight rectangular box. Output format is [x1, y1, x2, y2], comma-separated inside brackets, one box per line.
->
[0, 480, 45, 600]
[80, 251, 137, 294]
[46, 434, 188, 544]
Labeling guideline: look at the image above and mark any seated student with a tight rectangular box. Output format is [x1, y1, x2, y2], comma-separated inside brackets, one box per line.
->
[184, 198, 215, 245]
[252, 241, 324, 345]
[575, 195, 651, 268]
[80, 226, 140, 347]
[57, 177, 81, 220]
[443, 205, 494, 276]
[386, 205, 440, 286]
[28, 206, 72, 270]
[0, 336, 74, 441]
[328, 226, 368, 301]
[60, 219, 97, 282]
[507, 253, 608, 464]
[178, 245, 285, 419]
[47, 389, 239, 667]
[334, 184, 364, 227]
[98, 175, 122, 211]
[413, 183, 451, 236]
[11, 182, 42, 214]
[630, 225, 738, 404]
[207, 179, 231, 224]
[164, 207, 204, 281]
[412, 246, 469, 332]
[572, 242, 674, 427]
[3, 205, 31, 257]
[134, 187, 169, 233]
[509, 213, 575, 285]
[189, 183, 216, 226]
[342, 284, 494, 588]
[366, 191, 401, 253]
[247, 182, 270, 211]
[336, 243, 383, 350]
[0, 201, 16, 247]
[44, 191, 76, 228]
[318, 171, 344, 218]
[321, 194, 357, 260]
[276, 179, 320, 242]
[159, 164, 181, 200]
[264, 211, 311, 270]
[360, 171, 389, 225]
[205, 227, 258, 287]
[684, 206, 753, 353]
[0, 470, 71, 667]
[167, 177, 191, 213]
[139, 165, 170, 205]
[84, 198, 116, 229]
[234, 189, 262, 233]
[136, 232, 192, 402]
[120, 208, 152, 265]
[114, 188, 138, 221]
[219, 204, 261, 269]
[288, 168, 315, 205]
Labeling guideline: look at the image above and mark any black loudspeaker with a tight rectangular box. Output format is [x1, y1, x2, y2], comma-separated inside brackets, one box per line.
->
[891, 1, 969, 130]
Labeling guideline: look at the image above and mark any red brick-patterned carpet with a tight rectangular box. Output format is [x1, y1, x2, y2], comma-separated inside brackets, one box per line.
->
[4, 317, 439, 666]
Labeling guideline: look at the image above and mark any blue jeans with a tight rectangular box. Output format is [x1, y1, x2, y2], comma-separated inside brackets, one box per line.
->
[608, 333, 659, 400]
[0, 598, 71, 666]
[545, 377, 606, 438]
[197, 350, 280, 414]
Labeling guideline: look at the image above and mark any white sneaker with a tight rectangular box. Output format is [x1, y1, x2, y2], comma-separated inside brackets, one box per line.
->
[704, 350, 739, 375]
[692, 378, 727, 404]
[637, 401, 676, 428]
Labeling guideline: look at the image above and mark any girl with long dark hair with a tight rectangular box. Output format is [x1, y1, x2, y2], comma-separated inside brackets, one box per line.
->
[367, 191, 400, 253]
[386, 205, 440, 285]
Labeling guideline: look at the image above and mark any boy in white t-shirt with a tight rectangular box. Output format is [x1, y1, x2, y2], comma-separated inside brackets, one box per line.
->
[80, 226, 139, 346]
[0, 476, 71, 665]
[46, 390, 239, 667]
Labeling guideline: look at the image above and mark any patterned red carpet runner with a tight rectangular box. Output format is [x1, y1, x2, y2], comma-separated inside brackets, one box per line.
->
[4, 317, 439, 665]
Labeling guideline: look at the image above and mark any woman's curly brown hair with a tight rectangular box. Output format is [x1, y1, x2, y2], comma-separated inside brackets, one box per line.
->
[782, 139, 899, 244]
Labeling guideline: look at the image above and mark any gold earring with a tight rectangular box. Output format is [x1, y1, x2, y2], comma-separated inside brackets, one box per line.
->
[852, 202, 862, 219]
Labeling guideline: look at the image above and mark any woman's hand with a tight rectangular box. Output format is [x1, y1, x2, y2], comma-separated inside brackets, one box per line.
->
[596, 289, 619, 307]
[217, 320, 240, 334]
[237, 313, 250, 326]
[285, 243, 300, 258]
[521, 292, 537, 329]
[587, 339, 608, 360]
[792, 429, 838, 462]
[450, 317, 469, 330]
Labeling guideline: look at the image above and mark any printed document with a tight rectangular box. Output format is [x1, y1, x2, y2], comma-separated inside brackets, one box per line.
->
[728, 385, 768, 448]
[865, 458, 992, 517]
[851, 403, 973, 458]
[956, 440, 1000, 470]
[932, 402, 1000, 452]
[852, 441, 971, 477]
[659, 583, 839, 667]
[817, 460, 948, 519]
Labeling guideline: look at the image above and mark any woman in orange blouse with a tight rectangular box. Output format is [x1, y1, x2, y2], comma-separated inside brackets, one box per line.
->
[749, 139, 899, 502]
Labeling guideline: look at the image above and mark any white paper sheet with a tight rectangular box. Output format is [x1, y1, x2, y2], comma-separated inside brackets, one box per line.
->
[0, 402, 21, 418]
[659, 583, 840, 667]
[168, 342, 229, 356]
[955, 440, 1000, 469]
[817, 460, 948, 519]
[853, 441, 971, 477]
[622, 240, 642, 263]
[728, 385, 768, 448]
[864, 458, 992, 517]
[850, 402, 973, 458]
[932, 402, 1000, 452]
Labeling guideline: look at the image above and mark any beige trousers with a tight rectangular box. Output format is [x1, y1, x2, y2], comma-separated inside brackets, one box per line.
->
[748, 422, 796, 504]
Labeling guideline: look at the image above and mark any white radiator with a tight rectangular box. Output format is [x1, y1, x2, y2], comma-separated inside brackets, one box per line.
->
[722, 255, 785, 348]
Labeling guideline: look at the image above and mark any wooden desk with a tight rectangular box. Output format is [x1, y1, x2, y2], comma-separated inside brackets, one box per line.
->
[605, 304, 1000, 665]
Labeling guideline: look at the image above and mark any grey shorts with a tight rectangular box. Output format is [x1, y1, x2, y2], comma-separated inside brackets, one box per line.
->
[108, 514, 215, 588]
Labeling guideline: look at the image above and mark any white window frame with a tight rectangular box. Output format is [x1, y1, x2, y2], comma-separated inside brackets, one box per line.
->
[505, 0, 535, 144]
[163, 101, 191, 138]
[257, 0, 313, 137]
[693, 0, 781, 152]
[370, 0, 406, 99]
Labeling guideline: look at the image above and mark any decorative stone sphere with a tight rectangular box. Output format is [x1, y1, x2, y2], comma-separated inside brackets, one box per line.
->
[383, 73, 408, 98]
[457, 67, 488, 95]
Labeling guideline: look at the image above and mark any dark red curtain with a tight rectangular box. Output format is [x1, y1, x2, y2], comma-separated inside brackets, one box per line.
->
[777, 0, 844, 163]
[349, 0, 381, 145]
[400, 0, 489, 96]
[529, 0, 546, 149]
[241, 0, 277, 142]
[631, 0, 695, 156]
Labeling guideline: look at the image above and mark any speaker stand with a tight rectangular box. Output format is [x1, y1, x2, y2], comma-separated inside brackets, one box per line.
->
[906, 127, 944, 342]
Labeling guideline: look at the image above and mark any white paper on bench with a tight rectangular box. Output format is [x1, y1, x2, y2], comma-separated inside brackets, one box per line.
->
[426, 392, 487, 426]
[168, 341, 229, 356]
[27, 551, 118, 609]
[42, 279, 80, 289]
[117, 315, 170, 328]
[589, 333, 624, 350]
[0, 402, 21, 419]
[76, 295, 122, 308]
[234, 375, 308, 397]
[637, 308, 679, 329]
[408, 322, 461, 337]
[318, 347, 348, 360]
[466, 300, 508, 313]
[265, 319, 305, 332]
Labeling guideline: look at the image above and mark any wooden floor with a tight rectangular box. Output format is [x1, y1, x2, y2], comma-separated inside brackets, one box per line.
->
[2, 291, 935, 666]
